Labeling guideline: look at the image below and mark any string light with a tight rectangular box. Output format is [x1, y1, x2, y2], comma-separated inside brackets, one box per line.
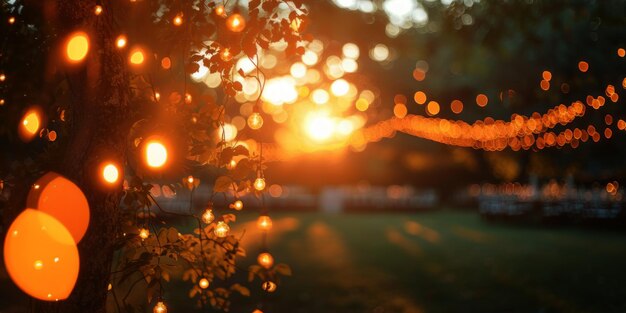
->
[65, 32, 89, 63]
[102, 162, 120, 184]
[173, 13, 183, 26]
[19, 108, 41, 142]
[198, 278, 210, 289]
[248, 112, 264, 130]
[144, 139, 168, 168]
[8, 16, 15, 24]
[0, 73, 5, 82]
[129, 48, 145, 66]
[214, 5, 226, 17]
[257, 215, 272, 231]
[94, 5, 103, 15]
[254, 177, 266, 191]
[226, 13, 246, 32]
[153, 301, 167, 313]
[261, 281, 277, 293]
[139, 228, 150, 240]
[227, 159, 237, 169]
[220, 48, 233, 62]
[214, 221, 230, 238]
[231, 200, 244, 211]
[115, 35, 127, 49]
[257, 252, 274, 269]
[201, 209, 215, 224]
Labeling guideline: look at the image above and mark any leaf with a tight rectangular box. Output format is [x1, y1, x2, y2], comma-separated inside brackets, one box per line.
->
[213, 176, 232, 193]
[222, 214, 236, 223]
[230, 283, 250, 296]
[275, 263, 292, 276]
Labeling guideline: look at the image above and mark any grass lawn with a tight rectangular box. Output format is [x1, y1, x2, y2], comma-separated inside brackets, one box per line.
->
[3, 210, 626, 313]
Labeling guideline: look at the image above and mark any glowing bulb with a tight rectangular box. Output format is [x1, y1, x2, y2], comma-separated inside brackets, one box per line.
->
[231, 200, 243, 211]
[261, 281, 277, 293]
[201, 209, 214, 224]
[145, 140, 168, 168]
[185, 93, 192, 104]
[173, 14, 183, 26]
[214, 221, 230, 238]
[214, 5, 226, 17]
[187, 176, 194, 184]
[254, 177, 266, 191]
[226, 13, 246, 32]
[8, 16, 16, 24]
[220, 48, 233, 62]
[0, 73, 5, 81]
[247, 112, 264, 130]
[153, 301, 167, 313]
[227, 159, 237, 169]
[115, 35, 127, 48]
[94, 5, 103, 15]
[330, 79, 350, 97]
[129, 49, 145, 65]
[139, 228, 149, 240]
[19, 109, 41, 142]
[102, 163, 120, 184]
[33, 260, 44, 270]
[199, 278, 210, 289]
[66, 32, 89, 63]
[257, 252, 274, 269]
[257, 215, 272, 231]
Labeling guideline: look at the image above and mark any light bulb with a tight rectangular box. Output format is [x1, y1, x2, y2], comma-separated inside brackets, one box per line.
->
[231, 200, 243, 211]
[173, 13, 183, 26]
[102, 163, 120, 184]
[257, 252, 274, 269]
[0, 73, 5, 81]
[257, 215, 272, 231]
[247, 113, 263, 130]
[214, 5, 226, 17]
[94, 5, 103, 15]
[214, 221, 230, 238]
[129, 49, 145, 65]
[139, 228, 149, 240]
[201, 209, 214, 224]
[65, 32, 89, 63]
[226, 13, 246, 32]
[261, 281, 277, 293]
[187, 176, 194, 184]
[220, 48, 233, 62]
[144, 140, 167, 168]
[8, 16, 16, 24]
[199, 278, 210, 289]
[115, 35, 127, 49]
[254, 177, 266, 191]
[227, 159, 237, 169]
[153, 301, 167, 313]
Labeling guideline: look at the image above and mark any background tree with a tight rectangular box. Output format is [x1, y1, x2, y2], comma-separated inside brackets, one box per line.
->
[0, 0, 306, 312]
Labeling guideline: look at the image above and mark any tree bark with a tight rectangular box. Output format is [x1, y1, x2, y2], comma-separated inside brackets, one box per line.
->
[33, 0, 132, 312]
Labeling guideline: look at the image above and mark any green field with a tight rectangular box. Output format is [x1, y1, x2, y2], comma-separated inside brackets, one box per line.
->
[3, 210, 626, 313]
[166, 210, 626, 313]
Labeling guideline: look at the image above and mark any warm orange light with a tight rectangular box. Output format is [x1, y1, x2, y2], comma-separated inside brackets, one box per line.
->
[413, 91, 427, 105]
[8, 16, 15, 24]
[153, 301, 167, 313]
[214, 221, 230, 238]
[426, 101, 440, 116]
[247, 112, 264, 130]
[19, 108, 41, 142]
[261, 281, 277, 293]
[257, 252, 274, 269]
[115, 35, 127, 49]
[220, 48, 233, 61]
[173, 13, 183, 26]
[214, 5, 226, 17]
[231, 200, 243, 211]
[618, 48, 626, 58]
[94, 5, 103, 15]
[161, 57, 171, 69]
[139, 228, 150, 240]
[254, 177, 266, 191]
[0, 73, 5, 81]
[199, 278, 210, 289]
[27, 172, 90, 243]
[257, 215, 272, 231]
[476, 94, 488, 107]
[226, 13, 246, 32]
[450, 100, 463, 114]
[578, 61, 589, 73]
[4, 209, 79, 301]
[102, 163, 120, 184]
[65, 32, 89, 63]
[144, 140, 168, 168]
[129, 49, 145, 65]
[201, 209, 215, 224]
[393, 103, 407, 118]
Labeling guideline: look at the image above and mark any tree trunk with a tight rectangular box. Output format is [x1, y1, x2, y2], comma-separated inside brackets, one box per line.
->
[33, 0, 132, 312]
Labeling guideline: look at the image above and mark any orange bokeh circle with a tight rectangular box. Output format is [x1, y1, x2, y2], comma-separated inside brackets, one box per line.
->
[27, 172, 90, 243]
[4, 209, 80, 301]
